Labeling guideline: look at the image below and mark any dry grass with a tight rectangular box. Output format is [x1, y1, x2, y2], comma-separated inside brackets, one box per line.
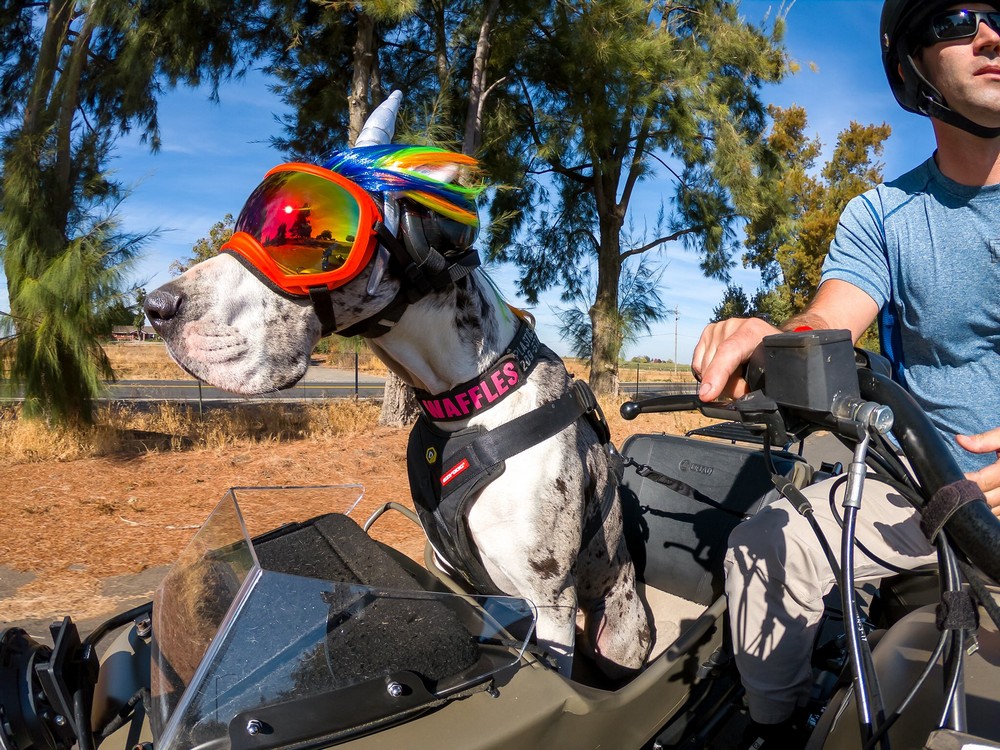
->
[563, 358, 696, 384]
[322, 350, 390, 375]
[103, 342, 186, 379]
[4, 344, 703, 466]
[0, 400, 384, 465]
[1, 390, 710, 467]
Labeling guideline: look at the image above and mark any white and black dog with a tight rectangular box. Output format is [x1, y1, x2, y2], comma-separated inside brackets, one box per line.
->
[144, 93, 651, 678]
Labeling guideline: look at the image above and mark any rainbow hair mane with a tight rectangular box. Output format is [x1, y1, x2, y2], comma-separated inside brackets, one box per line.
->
[322, 145, 483, 226]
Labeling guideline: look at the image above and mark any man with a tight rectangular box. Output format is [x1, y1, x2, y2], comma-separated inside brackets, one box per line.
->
[692, 2, 1000, 745]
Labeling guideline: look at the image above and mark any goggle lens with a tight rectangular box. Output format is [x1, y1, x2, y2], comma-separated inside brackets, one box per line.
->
[234, 171, 363, 277]
[927, 9, 1000, 42]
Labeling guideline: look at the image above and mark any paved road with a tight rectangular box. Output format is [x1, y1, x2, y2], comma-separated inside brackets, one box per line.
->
[105, 378, 388, 401]
[93, 377, 698, 403]
[3, 359, 697, 403]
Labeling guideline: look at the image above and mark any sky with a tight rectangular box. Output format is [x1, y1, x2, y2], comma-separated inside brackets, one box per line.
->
[1, 0, 939, 365]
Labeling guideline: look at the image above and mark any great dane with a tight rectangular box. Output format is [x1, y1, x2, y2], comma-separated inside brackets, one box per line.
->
[144, 93, 651, 678]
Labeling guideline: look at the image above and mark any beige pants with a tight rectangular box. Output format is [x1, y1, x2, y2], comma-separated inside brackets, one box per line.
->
[724, 475, 936, 724]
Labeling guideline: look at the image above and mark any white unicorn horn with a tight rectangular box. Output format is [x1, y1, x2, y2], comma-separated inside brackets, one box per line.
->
[355, 90, 403, 147]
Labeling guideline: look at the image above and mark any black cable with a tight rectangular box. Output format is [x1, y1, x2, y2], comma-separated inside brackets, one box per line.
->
[73, 688, 95, 750]
[840, 500, 888, 749]
[862, 627, 949, 750]
[826, 475, 936, 577]
[937, 540, 967, 732]
[958, 560, 1000, 629]
[872, 432, 917, 489]
[97, 688, 149, 738]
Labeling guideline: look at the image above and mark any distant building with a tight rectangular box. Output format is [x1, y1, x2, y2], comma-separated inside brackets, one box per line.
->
[111, 326, 139, 341]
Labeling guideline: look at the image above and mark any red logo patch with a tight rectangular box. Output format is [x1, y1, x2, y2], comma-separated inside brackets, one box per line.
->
[441, 459, 470, 486]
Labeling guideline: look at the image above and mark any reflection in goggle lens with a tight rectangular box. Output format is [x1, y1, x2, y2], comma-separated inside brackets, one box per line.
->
[234, 172, 363, 277]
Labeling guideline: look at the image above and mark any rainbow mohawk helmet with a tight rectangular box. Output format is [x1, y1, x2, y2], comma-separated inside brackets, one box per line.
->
[323, 144, 484, 261]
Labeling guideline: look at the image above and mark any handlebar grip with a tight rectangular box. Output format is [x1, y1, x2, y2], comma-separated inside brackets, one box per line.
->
[620, 395, 736, 421]
[620, 395, 703, 420]
[860, 370, 1000, 583]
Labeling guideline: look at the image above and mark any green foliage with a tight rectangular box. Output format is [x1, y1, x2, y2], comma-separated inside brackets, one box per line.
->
[171, 214, 235, 275]
[557, 257, 668, 359]
[743, 105, 891, 317]
[0, 1, 257, 424]
[711, 285, 751, 322]
[482, 0, 789, 391]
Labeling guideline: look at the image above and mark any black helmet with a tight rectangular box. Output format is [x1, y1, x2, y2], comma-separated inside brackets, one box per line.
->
[881, 0, 1000, 137]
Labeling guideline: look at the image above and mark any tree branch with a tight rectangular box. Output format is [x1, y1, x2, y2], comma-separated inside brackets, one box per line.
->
[620, 225, 702, 259]
[517, 77, 592, 186]
[618, 103, 655, 211]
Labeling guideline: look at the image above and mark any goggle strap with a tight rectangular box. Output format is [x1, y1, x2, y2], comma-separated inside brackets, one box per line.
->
[308, 287, 338, 337]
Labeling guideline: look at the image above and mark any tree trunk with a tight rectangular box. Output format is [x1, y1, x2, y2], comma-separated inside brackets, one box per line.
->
[588, 208, 624, 396]
[23, 0, 73, 137]
[347, 10, 376, 147]
[344, 9, 419, 426]
[379, 372, 421, 426]
[463, 0, 500, 156]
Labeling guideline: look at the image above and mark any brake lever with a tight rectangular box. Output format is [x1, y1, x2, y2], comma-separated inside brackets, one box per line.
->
[620, 390, 789, 445]
[619, 395, 735, 420]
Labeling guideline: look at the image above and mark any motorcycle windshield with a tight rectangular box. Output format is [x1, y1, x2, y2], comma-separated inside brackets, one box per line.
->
[149, 486, 536, 750]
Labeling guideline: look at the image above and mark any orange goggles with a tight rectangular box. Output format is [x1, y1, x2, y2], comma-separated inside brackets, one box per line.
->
[221, 163, 383, 297]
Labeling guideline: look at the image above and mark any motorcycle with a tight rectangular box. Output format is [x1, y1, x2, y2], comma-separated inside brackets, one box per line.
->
[2, 329, 999, 750]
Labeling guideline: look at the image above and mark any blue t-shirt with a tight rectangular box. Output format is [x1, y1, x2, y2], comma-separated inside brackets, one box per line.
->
[821, 156, 1000, 473]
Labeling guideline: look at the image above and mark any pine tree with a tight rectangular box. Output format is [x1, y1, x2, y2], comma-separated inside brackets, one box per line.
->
[484, 0, 790, 393]
[739, 105, 890, 345]
[0, 1, 257, 423]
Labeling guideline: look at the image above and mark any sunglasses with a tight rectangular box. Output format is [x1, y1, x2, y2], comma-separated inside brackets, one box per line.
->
[221, 163, 383, 297]
[921, 9, 1000, 44]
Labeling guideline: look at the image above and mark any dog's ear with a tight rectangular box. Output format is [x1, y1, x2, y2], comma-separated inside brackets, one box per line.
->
[410, 163, 460, 184]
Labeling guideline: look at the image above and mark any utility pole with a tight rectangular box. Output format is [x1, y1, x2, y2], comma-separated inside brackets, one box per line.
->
[672, 306, 679, 375]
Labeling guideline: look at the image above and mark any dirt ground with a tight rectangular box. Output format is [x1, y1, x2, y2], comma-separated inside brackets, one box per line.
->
[0, 409, 705, 635]
[0, 426, 422, 630]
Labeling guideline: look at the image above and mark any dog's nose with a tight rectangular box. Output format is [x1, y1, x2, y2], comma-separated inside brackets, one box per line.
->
[144, 287, 183, 332]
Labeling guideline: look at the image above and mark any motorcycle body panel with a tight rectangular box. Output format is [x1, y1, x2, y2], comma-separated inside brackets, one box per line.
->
[815, 599, 1000, 750]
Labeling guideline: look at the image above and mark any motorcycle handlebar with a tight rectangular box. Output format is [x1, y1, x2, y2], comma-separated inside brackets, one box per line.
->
[622, 365, 1000, 584]
[859, 370, 1000, 583]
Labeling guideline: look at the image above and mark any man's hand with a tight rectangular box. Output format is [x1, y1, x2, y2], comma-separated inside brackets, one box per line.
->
[956, 429, 1000, 517]
[691, 318, 781, 402]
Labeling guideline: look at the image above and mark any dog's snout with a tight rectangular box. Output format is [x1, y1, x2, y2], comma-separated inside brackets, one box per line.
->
[144, 287, 183, 331]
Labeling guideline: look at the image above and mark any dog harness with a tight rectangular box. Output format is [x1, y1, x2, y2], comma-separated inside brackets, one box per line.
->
[406, 335, 615, 594]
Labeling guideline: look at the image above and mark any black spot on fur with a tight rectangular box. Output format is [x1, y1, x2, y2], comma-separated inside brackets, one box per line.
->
[555, 477, 568, 496]
[529, 556, 561, 581]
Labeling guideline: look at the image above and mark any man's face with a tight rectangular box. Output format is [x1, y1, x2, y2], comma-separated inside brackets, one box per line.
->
[918, 3, 1000, 128]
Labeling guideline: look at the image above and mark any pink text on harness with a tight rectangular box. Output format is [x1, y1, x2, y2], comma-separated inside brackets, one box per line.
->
[420, 360, 520, 421]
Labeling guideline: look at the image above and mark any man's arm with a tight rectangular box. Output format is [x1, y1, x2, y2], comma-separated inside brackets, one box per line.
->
[692, 280, 880, 402]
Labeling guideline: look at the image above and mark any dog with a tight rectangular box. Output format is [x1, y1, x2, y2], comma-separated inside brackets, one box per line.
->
[144, 93, 651, 678]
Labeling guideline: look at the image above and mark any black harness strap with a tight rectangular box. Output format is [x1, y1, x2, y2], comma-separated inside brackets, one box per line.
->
[337, 223, 481, 339]
[309, 287, 338, 336]
[414, 324, 541, 422]
[444, 380, 608, 490]
[408, 378, 617, 594]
